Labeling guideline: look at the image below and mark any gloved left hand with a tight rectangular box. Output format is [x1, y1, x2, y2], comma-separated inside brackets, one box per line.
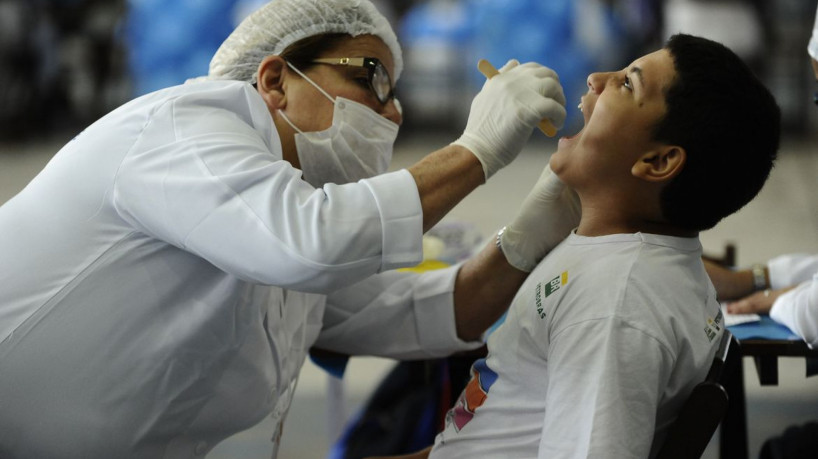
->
[453, 60, 567, 180]
[498, 164, 581, 272]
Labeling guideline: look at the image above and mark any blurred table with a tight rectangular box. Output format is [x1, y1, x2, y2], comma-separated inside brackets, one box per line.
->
[721, 317, 818, 459]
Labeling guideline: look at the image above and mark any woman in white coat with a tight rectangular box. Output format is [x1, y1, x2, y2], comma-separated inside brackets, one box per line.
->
[0, 0, 575, 457]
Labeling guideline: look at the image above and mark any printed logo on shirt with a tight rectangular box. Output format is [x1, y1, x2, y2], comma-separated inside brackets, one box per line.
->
[704, 308, 724, 342]
[534, 271, 568, 319]
[446, 358, 498, 432]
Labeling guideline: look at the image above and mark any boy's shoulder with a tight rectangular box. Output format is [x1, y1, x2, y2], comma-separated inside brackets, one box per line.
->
[525, 232, 710, 331]
[539, 232, 702, 285]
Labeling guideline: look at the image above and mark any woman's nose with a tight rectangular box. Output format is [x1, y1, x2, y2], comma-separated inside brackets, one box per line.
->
[382, 98, 403, 125]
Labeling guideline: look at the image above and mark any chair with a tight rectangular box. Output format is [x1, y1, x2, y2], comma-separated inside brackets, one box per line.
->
[702, 243, 736, 268]
[656, 330, 738, 459]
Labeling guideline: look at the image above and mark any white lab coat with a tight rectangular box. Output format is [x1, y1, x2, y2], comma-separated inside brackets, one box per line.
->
[0, 80, 479, 458]
[768, 254, 818, 347]
[809, 4, 818, 61]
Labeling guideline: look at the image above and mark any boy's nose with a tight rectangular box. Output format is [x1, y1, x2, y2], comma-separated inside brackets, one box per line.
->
[586, 72, 608, 95]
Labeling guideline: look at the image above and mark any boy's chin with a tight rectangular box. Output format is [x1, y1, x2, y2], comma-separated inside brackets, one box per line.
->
[547, 150, 568, 176]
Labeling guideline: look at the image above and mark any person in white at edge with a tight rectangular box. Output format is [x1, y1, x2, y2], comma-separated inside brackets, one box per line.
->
[384, 34, 777, 459]
[0, 0, 573, 458]
[703, 4, 818, 347]
[706, 252, 818, 347]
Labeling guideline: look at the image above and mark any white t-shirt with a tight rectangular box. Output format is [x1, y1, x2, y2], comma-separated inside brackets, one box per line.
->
[0, 80, 477, 458]
[430, 232, 723, 459]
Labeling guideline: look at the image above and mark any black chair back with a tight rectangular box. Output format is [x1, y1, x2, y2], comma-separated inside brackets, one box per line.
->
[656, 330, 738, 459]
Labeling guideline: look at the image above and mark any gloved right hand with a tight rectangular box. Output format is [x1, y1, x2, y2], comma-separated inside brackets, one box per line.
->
[498, 164, 580, 272]
[453, 60, 567, 180]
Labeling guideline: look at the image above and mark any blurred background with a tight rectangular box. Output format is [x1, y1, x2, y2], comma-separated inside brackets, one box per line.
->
[1, 0, 817, 142]
[2, 0, 818, 458]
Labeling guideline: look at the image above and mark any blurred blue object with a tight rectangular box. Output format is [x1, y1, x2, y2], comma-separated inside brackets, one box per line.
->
[729, 315, 801, 342]
[398, 0, 639, 133]
[401, 0, 475, 46]
[397, 0, 478, 129]
[125, 0, 241, 96]
[468, 0, 593, 131]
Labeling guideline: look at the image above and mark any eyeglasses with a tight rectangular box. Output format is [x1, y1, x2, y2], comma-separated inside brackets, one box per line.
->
[312, 57, 395, 105]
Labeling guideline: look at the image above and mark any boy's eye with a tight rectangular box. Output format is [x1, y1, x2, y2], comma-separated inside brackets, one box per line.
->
[623, 76, 633, 91]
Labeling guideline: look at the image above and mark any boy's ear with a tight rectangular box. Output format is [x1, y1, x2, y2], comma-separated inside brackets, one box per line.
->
[256, 55, 287, 110]
[631, 146, 686, 183]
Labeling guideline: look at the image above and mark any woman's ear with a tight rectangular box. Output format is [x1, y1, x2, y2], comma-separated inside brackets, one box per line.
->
[256, 55, 287, 110]
[631, 146, 686, 183]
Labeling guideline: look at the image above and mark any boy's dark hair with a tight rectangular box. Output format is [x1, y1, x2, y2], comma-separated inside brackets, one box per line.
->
[653, 34, 780, 231]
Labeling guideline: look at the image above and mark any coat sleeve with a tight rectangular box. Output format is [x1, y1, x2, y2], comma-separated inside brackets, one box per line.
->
[315, 266, 484, 359]
[112, 91, 422, 293]
[767, 253, 818, 290]
[809, 4, 818, 60]
[770, 275, 818, 346]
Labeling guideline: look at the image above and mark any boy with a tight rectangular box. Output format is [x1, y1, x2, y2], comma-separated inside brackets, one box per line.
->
[427, 34, 780, 458]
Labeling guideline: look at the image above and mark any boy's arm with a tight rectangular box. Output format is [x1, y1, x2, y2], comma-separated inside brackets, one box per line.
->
[537, 319, 674, 458]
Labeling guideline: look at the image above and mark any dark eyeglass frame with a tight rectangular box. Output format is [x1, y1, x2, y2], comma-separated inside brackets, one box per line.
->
[312, 57, 395, 105]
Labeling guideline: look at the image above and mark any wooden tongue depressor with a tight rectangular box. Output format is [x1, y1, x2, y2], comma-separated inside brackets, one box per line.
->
[477, 59, 557, 137]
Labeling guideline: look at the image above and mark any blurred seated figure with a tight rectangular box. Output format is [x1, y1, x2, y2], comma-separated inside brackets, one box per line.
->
[705, 254, 818, 346]
[705, 3, 818, 348]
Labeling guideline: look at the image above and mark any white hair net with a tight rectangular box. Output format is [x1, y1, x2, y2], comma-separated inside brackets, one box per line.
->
[207, 0, 402, 84]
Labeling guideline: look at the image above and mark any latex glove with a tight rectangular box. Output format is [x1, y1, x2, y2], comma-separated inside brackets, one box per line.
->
[499, 164, 580, 272]
[454, 60, 566, 179]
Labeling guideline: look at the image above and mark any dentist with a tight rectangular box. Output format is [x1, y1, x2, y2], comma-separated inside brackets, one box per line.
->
[0, 0, 573, 457]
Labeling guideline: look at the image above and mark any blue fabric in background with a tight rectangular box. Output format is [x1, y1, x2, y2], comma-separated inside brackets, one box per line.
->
[728, 315, 802, 341]
[398, 0, 627, 133]
[125, 0, 242, 96]
[123, 0, 641, 131]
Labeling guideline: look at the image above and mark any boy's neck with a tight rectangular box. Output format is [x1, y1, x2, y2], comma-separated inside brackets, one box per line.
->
[576, 200, 698, 238]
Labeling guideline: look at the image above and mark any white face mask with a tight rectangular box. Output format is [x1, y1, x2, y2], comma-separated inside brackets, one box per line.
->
[278, 62, 399, 188]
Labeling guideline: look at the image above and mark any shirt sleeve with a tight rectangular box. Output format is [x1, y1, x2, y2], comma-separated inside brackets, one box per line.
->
[767, 253, 818, 290]
[112, 95, 422, 293]
[315, 265, 483, 358]
[770, 275, 818, 346]
[538, 318, 674, 459]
